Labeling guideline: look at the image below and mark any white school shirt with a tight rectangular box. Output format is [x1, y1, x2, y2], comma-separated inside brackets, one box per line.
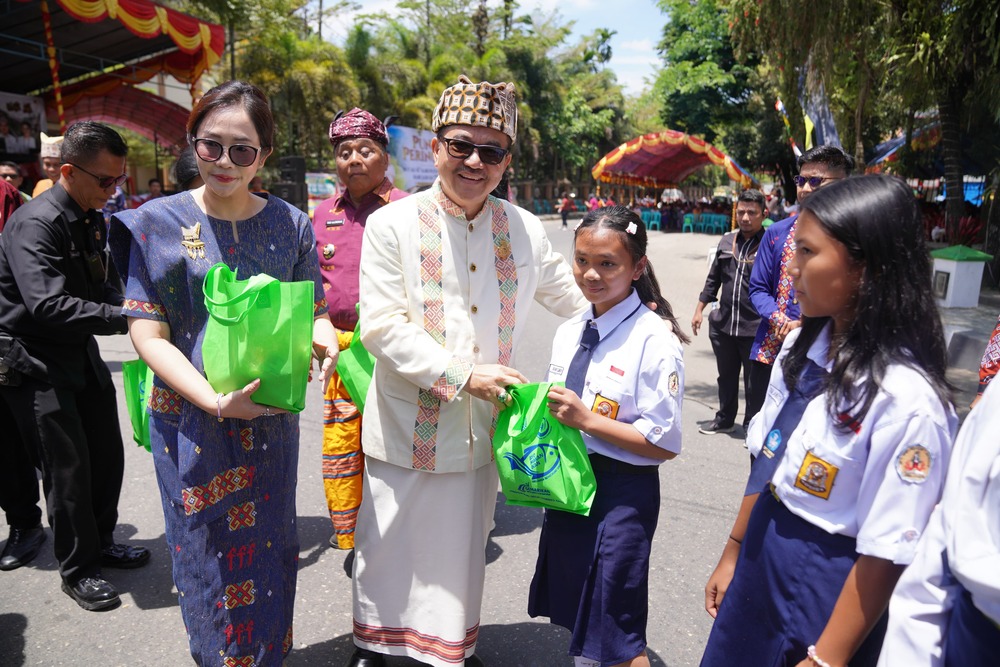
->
[878, 380, 1000, 667]
[546, 289, 684, 465]
[747, 325, 957, 564]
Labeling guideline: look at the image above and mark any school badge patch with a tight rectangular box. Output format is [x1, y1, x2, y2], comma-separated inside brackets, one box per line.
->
[322, 243, 336, 260]
[762, 429, 781, 458]
[794, 452, 839, 500]
[667, 371, 680, 397]
[591, 393, 620, 420]
[896, 445, 932, 483]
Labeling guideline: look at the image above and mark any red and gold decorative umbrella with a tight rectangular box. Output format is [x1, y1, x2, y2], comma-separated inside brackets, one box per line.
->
[592, 130, 759, 189]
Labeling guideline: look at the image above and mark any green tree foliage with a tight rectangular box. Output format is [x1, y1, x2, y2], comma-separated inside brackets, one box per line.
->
[728, 0, 1000, 234]
[655, 0, 755, 145]
[239, 31, 358, 168]
[653, 0, 796, 193]
[171, 0, 632, 183]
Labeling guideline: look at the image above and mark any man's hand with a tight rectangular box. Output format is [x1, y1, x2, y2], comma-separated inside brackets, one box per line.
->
[463, 364, 528, 408]
[778, 318, 801, 339]
[691, 301, 707, 336]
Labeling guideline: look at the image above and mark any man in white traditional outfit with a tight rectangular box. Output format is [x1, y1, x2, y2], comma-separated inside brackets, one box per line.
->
[349, 76, 587, 667]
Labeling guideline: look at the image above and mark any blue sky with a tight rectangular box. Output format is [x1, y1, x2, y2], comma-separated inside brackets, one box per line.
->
[321, 0, 667, 97]
[526, 0, 666, 96]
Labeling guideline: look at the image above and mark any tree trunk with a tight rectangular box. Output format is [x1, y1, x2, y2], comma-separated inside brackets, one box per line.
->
[853, 61, 871, 171]
[985, 174, 1000, 285]
[938, 88, 965, 241]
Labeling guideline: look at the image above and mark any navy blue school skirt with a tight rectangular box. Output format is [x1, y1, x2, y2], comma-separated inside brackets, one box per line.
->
[700, 491, 887, 667]
[528, 454, 660, 666]
[944, 587, 1000, 666]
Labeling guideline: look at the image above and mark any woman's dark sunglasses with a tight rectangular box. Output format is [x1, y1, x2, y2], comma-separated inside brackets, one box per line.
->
[67, 162, 127, 189]
[439, 137, 509, 166]
[191, 137, 262, 167]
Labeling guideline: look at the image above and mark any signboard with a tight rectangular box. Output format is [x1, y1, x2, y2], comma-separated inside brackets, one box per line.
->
[387, 125, 436, 191]
[0, 91, 45, 159]
[306, 172, 338, 218]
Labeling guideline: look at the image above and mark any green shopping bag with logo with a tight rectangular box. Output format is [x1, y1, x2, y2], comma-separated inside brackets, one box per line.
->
[335, 304, 375, 414]
[121, 358, 154, 452]
[492, 382, 597, 515]
[202, 263, 314, 412]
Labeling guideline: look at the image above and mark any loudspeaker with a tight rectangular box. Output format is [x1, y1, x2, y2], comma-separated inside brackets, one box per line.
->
[272, 182, 308, 213]
[279, 156, 306, 183]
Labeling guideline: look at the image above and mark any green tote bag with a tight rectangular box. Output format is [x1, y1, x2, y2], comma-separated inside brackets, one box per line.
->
[492, 382, 597, 515]
[335, 305, 375, 414]
[121, 358, 153, 452]
[202, 263, 314, 413]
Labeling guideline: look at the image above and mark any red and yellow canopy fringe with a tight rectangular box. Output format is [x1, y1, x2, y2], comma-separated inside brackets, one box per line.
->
[592, 130, 759, 189]
[19, 0, 225, 83]
[53, 0, 223, 73]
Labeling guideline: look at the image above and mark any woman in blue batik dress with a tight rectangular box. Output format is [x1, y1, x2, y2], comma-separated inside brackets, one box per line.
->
[109, 81, 338, 666]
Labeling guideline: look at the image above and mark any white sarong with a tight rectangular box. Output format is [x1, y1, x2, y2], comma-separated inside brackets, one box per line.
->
[352, 457, 498, 667]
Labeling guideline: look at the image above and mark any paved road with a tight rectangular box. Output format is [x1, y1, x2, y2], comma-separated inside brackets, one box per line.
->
[0, 219, 986, 667]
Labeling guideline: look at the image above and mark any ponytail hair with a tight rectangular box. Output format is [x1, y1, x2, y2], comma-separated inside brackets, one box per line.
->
[575, 205, 691, 344]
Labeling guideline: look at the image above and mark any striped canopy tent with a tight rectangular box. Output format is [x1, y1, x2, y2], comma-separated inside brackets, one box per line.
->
[592, 130, 759, 190]
[4, 0, 225, 147]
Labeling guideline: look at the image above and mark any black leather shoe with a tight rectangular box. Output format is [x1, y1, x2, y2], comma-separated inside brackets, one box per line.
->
[61, 576, 121, 611]
[346, 647, 385, 667]
[101, 543, 150, 569]
[466, 655, 485, 667]
[0, 525, 46, 571]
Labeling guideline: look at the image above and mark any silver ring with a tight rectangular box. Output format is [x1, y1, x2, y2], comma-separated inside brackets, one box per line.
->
[264, 407, 271, 417]
[497, 389, 508, 402]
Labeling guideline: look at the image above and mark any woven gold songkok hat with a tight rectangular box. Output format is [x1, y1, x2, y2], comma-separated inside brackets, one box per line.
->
[432, 75, 517, 142]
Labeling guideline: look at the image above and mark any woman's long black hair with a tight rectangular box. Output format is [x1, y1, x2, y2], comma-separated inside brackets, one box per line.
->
[782, 175, 953, 429]
[575, 205, 691, 344]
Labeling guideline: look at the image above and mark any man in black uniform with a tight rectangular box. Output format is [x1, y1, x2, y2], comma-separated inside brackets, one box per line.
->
[0, 176, 46, 573]
[691, 189, 767, 435]
[0, 121, 149, 611]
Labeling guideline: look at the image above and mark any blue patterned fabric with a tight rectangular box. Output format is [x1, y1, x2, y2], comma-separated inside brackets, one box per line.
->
[109, 192, 326, 666]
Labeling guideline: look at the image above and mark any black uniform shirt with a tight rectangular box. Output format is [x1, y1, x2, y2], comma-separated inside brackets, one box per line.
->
[697, 228, 764, 338]
[0, 183, 127, 389]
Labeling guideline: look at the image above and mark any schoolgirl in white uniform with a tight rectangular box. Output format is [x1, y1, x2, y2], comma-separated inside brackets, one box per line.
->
[878, 379, 1000, 667]
[700, 175, 957, 667]
[528, 205, 689, 667]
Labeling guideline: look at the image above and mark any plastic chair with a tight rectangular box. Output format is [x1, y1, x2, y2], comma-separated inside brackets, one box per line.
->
[682, 214, 694, 233]
[647, 211, 662, 231]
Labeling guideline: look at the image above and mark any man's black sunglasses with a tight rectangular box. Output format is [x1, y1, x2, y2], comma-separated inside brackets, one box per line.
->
[793, 175, 840, 188]
[67, 163, 127, 190]
[439, 137, 509, 166]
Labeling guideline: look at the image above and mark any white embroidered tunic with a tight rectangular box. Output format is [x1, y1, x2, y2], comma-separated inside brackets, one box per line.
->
[359, 181, 585, 473]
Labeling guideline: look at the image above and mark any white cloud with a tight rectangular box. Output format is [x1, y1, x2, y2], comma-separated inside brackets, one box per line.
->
[527, 0, 599, 13]
[619, 38, 655, 51]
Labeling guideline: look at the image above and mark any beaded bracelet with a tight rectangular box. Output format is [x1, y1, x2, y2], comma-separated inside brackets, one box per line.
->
[216, 393, 225, 422]
[806, 645, 832, 667]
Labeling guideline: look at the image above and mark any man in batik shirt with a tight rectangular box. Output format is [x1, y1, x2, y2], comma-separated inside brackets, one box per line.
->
[746, 145, 854, 420]
[312, 109, 407, 551]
